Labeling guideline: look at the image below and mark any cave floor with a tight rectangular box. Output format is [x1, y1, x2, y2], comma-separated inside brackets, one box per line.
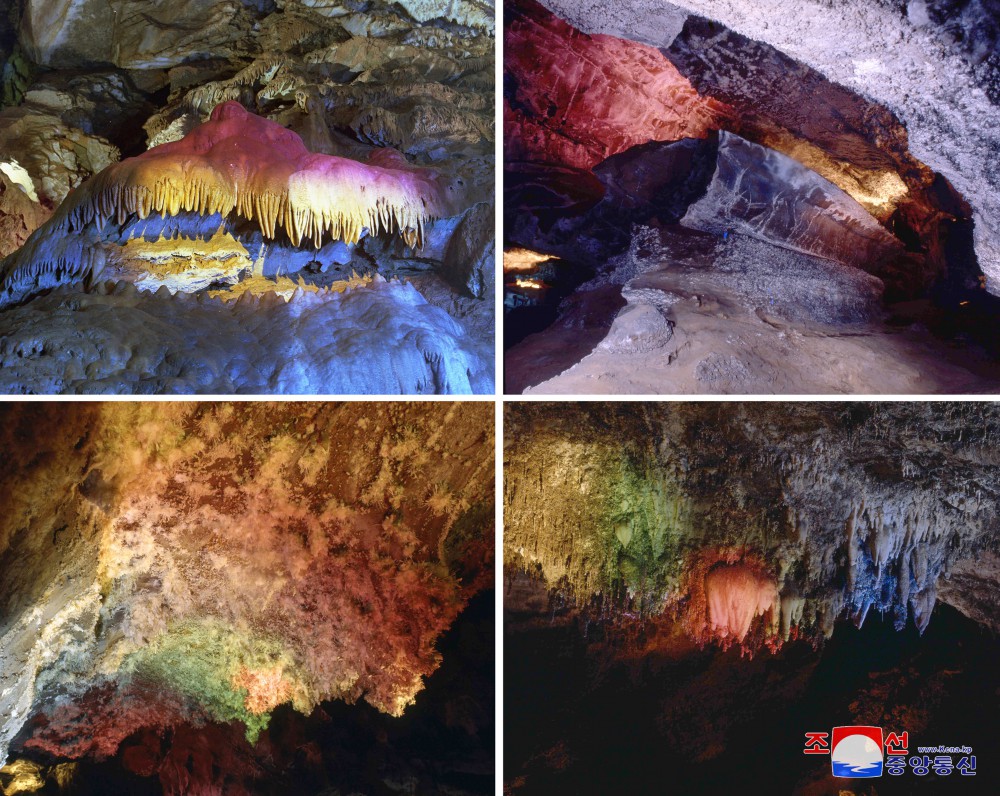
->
[505, 230, 1000, 395]
[504, 603, 1000, 795]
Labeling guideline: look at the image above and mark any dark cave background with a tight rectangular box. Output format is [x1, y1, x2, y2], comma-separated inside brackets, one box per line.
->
[505, 602, 998, 795]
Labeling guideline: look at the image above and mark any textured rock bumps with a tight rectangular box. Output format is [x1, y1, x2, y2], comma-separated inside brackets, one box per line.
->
[0, 402, 494, 770]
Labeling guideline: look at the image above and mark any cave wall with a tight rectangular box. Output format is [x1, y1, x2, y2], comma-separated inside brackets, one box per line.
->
[534, 0, 1000, 294]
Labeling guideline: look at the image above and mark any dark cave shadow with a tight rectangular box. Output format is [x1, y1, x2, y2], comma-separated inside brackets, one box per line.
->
[504, 604, 999, 795]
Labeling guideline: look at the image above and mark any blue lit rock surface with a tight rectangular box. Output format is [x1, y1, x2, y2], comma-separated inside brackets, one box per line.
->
[0, 278, 491, 394]
[0, 171, 49, 258]
[681, 132, 903, 270]
[0, 0, 495, 394]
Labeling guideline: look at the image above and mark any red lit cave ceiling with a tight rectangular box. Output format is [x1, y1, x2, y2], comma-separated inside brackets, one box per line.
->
[0, 403, 493, 785]
[504, 2, 731, 169]
[503, 0, 958, 272]
[504, 0, 733, 170]
[504, 0, 930, 190]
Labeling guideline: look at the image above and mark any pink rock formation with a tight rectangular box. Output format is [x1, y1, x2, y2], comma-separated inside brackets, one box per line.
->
[704, 563, 778, 642]
[73, 101, 460, 249]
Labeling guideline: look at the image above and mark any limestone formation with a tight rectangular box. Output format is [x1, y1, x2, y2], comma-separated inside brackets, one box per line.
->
[505, 401, 1000, 794]
[681, 132, 903, 270]
[0, 402, 494, 781]
[505, 0, 999, 394]
[505, 402, 1000, 646]
[0, 171, 49, 258]
[0, 0, 495, 394]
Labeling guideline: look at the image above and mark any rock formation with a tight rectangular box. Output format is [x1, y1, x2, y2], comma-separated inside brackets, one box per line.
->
[504, 0, 1000, 394]
[660, 0, 1000, 294]
[0, 277, 492, 394]
[0, 169, 49, 258]
[680, 132, 903, 270]
[504, 0, 731, 170]
[504, 401, 1000, 794]
[0, 401, 494, 793]
[0, 101, 471, 309]
[0, 0, 495, 394]
[505, 402, 1000, 646]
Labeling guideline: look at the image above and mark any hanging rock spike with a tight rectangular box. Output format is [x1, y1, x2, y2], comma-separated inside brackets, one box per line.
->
[0, 102, 469, 308]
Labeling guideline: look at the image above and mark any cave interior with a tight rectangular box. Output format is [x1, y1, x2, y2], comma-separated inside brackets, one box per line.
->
[503, 401, 1000, 794]
[0, 0, 495, 395]
[0, 402, 496, 795]
[503, 0, 1000, 394]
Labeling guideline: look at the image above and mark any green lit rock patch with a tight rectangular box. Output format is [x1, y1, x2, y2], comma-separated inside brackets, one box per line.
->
[124, 620, 301, 744]
[592, 451, 690, 608]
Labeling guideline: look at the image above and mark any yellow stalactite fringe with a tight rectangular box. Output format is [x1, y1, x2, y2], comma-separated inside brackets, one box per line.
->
[58, 102, 459, 251]
[0, 102, 466, 307]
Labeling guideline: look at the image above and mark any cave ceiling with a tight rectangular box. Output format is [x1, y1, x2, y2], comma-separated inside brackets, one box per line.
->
[505, 402, 1000, 645]
[504, 401, 1000, 794]
[0, 401, 495, 794]
[527, 0, 1000, 293]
